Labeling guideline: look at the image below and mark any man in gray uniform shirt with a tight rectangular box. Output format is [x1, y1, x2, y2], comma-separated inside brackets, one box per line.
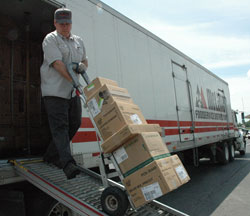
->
[40, 8, 88, 179]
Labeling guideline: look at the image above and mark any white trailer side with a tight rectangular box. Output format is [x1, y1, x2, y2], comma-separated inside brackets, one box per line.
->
[60, 0, 236, 166]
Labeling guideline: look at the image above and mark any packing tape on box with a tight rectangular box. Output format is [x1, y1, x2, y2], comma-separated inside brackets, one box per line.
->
[122, 153, 171, 177]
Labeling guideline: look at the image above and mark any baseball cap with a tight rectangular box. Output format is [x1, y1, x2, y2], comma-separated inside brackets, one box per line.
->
[54, 8, 72, 24]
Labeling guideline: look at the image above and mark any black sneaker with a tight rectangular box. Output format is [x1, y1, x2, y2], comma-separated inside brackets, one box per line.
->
[63, 162, 81, 179]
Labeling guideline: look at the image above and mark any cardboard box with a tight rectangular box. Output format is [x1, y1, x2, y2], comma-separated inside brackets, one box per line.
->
[87, 84, 133, 114]
[84, 77, 118, 99]
[113, 132, 170, 175]
[101, 124, 162, 153]
[93, 101, 147, 140]
[170, 154, 190, 184]
[123, 156, 189, 208]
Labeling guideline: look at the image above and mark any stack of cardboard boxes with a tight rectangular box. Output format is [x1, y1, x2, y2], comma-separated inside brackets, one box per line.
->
[84, 77, 190, 208]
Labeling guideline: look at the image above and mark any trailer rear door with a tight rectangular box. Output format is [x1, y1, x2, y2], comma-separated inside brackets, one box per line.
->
[172, 61, 194, 142]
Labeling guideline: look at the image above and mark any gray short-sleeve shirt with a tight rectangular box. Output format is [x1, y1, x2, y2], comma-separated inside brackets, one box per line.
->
[40, 30, 87, 99]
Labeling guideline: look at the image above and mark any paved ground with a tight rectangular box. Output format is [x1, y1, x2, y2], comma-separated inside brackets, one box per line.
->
[158, 139, 250, 216]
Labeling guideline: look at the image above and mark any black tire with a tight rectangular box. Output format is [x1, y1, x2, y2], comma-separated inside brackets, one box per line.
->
[240, 142, 246, 155]
[228, 142, 235, 162]
[101, 186, 129, 216]
[217, 142, 229, 165]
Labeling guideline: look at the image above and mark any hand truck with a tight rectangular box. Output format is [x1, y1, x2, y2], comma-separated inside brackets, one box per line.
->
[66, 63, 188, 216]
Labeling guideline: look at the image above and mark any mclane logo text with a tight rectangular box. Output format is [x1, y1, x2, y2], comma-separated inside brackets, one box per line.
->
[195, 86, 227, 120]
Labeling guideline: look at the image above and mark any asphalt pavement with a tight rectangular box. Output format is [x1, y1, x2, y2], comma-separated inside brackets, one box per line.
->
[158, 139, 250, 216]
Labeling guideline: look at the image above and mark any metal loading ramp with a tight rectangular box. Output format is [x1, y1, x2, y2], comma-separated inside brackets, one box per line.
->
[13, 159, 189, 216]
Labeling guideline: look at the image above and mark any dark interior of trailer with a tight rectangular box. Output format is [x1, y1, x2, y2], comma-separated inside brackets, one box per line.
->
[0, 0, 58, 158]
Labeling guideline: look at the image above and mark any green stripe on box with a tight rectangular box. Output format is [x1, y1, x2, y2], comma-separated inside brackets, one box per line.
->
[87, 83, 94, 90]
[98, 98, 104, 108]
[123, 153, 171, 177]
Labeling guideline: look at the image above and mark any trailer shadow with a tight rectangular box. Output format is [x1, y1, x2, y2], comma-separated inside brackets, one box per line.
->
[158, 149, 250, 216]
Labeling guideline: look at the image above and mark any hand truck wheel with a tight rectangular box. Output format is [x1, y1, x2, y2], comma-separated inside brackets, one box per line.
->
[101, 186, 129, 216]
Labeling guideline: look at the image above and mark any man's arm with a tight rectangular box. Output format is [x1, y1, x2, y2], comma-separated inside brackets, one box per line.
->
[52, 60, 72, 82]
[77, 58, 88, 73]
[82, 58, 88, 68]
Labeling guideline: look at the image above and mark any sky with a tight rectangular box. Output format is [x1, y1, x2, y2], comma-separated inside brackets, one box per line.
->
[100, 0, 250, 118]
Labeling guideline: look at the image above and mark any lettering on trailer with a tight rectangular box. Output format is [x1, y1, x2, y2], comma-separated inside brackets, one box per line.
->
[195, 110, 227, 121]
[195, 86, 227, 120]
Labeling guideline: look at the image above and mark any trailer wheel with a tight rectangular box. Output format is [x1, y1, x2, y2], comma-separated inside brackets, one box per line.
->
[217, 142, 229, 165]
[228, 142, 235, 162]
[46, 201, 74, 216]
[240, 142, 246, 155]
[101, 186, 129, 216]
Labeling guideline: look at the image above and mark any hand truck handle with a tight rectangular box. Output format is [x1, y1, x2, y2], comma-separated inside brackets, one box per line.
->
[67, 63, 83, 95]
[68, 62, 91, 86]
[79, 70, 91, 85]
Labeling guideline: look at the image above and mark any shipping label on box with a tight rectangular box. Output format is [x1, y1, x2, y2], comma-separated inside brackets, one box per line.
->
[113, 132, 170, 175]
[94, 101, 147, 140]
[130, 114, 142, 124]
[88, 97, 101, 117]
[84, 77, 118, 99]
[87, 84, 133, 117]
[141, 182, 163, 201]
[170, 154, 190, 184]
[175, 165, 188, 181]
[113, 146, 128, 164]
[123, 157, 182, 208]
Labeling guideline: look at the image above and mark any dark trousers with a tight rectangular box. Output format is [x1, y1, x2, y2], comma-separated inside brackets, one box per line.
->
[43, 96, 82, 168]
